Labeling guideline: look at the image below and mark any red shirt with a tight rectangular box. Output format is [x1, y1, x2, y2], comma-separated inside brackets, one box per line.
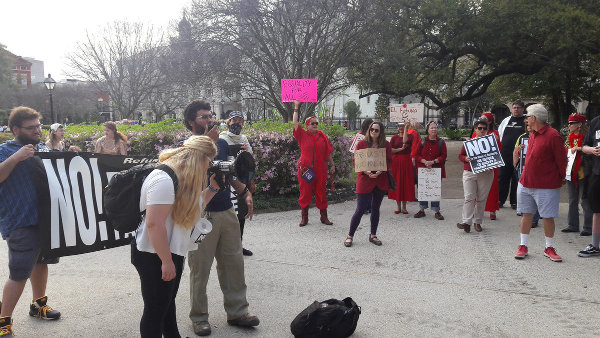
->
[519, 124, 567, 189]
[390, 134, 413, 155]
[415, 137, 447, 178]
[408, 129, 420, 158]
[293, 126, 333, 171]
[354, 140, 392, 194]
[458, 145, 472, 171]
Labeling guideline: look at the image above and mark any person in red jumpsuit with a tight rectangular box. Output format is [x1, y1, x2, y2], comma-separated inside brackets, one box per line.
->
[293, 100, 335, 227]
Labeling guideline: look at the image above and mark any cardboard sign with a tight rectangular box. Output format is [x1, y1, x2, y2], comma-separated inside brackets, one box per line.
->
[349, 133, 365, 153]
[281, 79, 318, 102]
[464, 134, 505, 174]
[390, 103, 425, 123]
[354, 148, 387, 172]
[417, 168, 441, 201]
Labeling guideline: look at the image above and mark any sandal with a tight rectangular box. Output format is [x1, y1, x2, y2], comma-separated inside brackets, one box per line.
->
[369, 235, 382, 246]
[394, 210, 402, 214]
[344, 236, 353, 247]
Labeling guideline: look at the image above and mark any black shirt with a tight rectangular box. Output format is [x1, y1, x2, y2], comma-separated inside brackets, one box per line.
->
[501, 116, 526, 154]
[584, 116, 600, 175]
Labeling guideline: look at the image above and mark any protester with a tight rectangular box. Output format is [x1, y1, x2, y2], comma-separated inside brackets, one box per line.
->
[351, 118, 373, 214]
[293, 99, 335, 226]
[183, 100, 259, 336]
[388, 121, 415, 214]
[513, 121, 541, 228]
[457, 119, 495, 233]
[219, 111, 255, 256]
[514, 104, 567, 262]
[498, 100, 527, 209]
[45, 123, 81, 152]
[414, 121, 447, 220]
[345, 122, 392, 247]
[0, 107, 61, 337]
[578, 115, 600, 257]
[561, 113, 593, 235]
[95, 121, 128, 155]
[475, 113, 501, 220]
[132, 135, 218, 338]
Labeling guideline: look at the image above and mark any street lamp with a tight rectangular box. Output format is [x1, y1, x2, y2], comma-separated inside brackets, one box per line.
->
[220, 98, 225, 120]
[261, 91, 266, 121]
[43, 74, 56, 123]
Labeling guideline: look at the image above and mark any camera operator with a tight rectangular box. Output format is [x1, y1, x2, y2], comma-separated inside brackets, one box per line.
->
[183, 101, 259, 336]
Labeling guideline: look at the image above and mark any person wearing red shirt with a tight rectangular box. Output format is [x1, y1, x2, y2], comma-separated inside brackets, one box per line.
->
[293, 100, 335, 227]
[473, 112, 502, 220]
[514, 104, 568, 262]
[344, 122, 392, 247]
[388, 122, 415, 214]
[458, 119, 495, 233]
[414, 121, 447, 220]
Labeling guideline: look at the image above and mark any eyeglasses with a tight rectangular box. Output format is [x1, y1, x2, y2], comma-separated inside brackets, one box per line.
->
[19, 124, 42, 131]
[370, 128, 380, 133]
[568, 122, 580, 125]
[310, 122, 319, 126]
[196, 114, 215, 120]
[476, 127, 488, 131]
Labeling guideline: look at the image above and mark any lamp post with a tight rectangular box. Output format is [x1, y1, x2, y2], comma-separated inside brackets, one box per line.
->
[43, 74, 56, 123]
[220, 98, 225, 120]
[261, 91, 266, 121]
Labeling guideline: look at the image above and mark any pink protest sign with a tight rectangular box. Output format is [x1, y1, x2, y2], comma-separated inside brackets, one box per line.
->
[281, 79, 318, 102]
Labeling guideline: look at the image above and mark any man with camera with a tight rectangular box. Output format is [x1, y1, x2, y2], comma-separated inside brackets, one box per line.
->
[183, 100, 259, 336]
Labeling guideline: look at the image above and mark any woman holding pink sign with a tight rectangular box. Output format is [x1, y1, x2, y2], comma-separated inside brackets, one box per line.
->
[292, 100, 335, 227]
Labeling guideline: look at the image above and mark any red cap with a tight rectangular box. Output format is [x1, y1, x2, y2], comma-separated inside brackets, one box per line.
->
[481, 112, 494, 124]
[305, 116, 317, 126]
[568, 113, 586, 123]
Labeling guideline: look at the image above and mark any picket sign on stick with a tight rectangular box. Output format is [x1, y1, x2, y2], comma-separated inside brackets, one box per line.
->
[417, 168, 441, 201]
[353, 148, 387, 172]
[281, 79, 318, 102]
[348, 133, 365, 153]
[390, 103, 425, 123]
[463, 134, 505, 174]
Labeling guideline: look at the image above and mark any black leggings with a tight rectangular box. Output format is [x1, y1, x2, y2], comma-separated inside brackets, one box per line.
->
[349, 188, 386, 237]
[131, 242, 184, 338]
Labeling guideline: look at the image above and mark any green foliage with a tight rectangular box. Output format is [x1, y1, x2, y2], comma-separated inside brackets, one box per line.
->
[439, 128, 471, 140]
[375, 94, 390, 121]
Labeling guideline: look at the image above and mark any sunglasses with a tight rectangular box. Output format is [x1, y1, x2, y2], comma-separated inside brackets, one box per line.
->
[196, 114, 215, 120]
[310, 122, 319, 126]
[568, 122, 581, 125]
[370, 128, 380, 132]
[476, 127, 488, 131]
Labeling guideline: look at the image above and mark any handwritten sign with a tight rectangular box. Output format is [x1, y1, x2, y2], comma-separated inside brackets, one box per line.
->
[281, 79, 318, 102]
[518, 136, 529, 177]
[464, 134, 505, 174]
[390, 103, 425, 123]
[349, 133, 365, 153]
[417, 168, 441, 201]
[354, 148, 387, 172]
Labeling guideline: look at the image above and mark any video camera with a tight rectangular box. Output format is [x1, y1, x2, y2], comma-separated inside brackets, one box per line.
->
[208, 151, 255, 191]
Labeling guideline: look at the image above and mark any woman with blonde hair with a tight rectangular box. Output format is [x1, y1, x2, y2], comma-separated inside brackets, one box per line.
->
[95, 121, 128, 155]
[131, 135, 219, 338]
[46, 123, 81, 152]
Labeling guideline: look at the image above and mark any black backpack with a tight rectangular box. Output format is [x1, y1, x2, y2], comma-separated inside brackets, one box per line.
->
[103, 163, 178, 233]
[290, 297, 361, 338]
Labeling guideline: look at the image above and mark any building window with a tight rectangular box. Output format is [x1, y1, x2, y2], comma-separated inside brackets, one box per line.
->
[367, 96, 370, 104]
[20, 66, 28, 70]
[12, 66, 17, 70]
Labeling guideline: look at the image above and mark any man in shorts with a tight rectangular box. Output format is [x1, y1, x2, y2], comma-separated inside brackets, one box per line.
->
[577, 115, 600, 257]
[0, 107, 61, 337]
[514, 104, 567, 262]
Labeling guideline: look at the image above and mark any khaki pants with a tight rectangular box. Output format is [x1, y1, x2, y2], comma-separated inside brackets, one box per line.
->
[188, 207, 249, 323]
[462, 170, 494, 225]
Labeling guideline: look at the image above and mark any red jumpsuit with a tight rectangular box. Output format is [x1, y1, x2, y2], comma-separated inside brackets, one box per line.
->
[294, 126, 334, 209]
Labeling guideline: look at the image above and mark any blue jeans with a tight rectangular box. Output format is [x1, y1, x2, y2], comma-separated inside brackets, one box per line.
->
[419, 201, 440, 212]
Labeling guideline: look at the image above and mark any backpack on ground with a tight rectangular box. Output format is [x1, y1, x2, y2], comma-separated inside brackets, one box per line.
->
[290, 297, 361, 338]
[104, 163, 178, 233]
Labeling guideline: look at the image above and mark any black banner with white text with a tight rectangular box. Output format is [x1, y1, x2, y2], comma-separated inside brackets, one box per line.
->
[33, 152, 158, 259]
[463, 134, 505, 174]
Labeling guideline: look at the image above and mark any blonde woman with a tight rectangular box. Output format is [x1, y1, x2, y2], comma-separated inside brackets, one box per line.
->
[95, 121, 128, 155]
[46, 123, 81, 152]
[131, 135, 218, 338]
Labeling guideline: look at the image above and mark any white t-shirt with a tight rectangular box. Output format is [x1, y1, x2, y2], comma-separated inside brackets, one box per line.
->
[135, 169, 205, 257]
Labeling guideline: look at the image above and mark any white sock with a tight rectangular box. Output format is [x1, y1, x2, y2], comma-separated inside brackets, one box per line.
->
[520, 233, 528, 246]
[545, 237, 554, 248]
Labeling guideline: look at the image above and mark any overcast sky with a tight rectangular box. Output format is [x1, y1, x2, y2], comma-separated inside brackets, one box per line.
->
[1, 0, 191, 80]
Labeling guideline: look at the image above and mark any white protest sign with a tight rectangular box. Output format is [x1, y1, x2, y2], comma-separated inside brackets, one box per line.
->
[390, 103, 425, 123]
[417, 168, 441, 201]
[566, 150, 576, 181]
[349, 133, 365, 153]
[464, 134, 505, 174]
[354, 148, 387, 172]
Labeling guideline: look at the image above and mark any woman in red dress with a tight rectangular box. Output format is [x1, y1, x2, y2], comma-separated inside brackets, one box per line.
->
[388, 122, 415, 214]
[472, 112, 501, 220]
[344, 122, 392, 247]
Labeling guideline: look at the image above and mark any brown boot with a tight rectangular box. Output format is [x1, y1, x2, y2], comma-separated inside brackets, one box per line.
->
[320, 209, 333, 225]
[299, 207, 309, 227]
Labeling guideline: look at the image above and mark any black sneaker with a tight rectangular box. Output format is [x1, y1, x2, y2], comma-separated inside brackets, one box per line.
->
[242, 248, 253, 256]
[29, 296, 61, 320]
[578, 245, 600, 257]
[0, 316, 13, 337]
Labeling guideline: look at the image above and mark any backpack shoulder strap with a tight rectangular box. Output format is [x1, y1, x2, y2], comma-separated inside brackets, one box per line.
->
[155, 164, 179, 192]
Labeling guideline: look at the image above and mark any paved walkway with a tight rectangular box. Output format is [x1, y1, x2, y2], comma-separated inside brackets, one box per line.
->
[0, 142, 594, 337]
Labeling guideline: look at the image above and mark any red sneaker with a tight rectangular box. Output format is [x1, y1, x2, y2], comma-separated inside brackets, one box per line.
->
[515, 245, 528, 259]
[544, 247, 562, 262]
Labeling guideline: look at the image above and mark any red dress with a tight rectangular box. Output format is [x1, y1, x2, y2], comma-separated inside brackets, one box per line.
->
[471, 130, 501, 212]
[388, 134, 415, 201]
[294, 126, 334, 209]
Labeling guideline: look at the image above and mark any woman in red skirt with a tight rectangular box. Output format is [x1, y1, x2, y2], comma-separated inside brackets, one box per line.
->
[471, 112, 501, 220]
[388, 122, 415, 214]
